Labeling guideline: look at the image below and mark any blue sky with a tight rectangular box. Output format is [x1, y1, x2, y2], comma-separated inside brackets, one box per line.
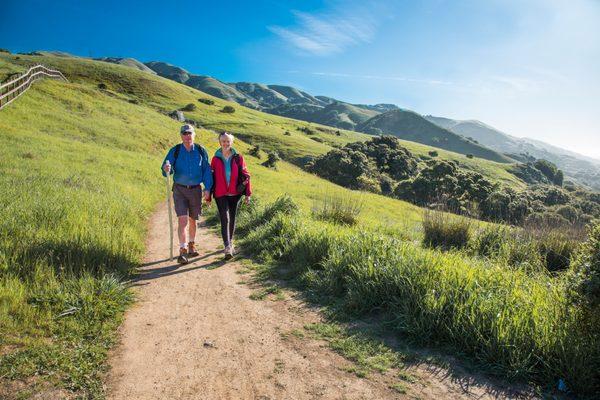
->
[2, 0, 599, 158]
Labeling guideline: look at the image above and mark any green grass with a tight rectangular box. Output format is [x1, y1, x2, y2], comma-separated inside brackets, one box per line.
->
[305, 322, 402, 377]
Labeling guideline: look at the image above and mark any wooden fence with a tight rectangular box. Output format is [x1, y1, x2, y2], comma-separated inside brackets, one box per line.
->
[0, 64, 68, 110]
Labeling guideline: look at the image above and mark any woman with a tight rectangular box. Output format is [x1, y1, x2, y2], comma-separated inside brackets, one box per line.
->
[210, 131, 252, 258]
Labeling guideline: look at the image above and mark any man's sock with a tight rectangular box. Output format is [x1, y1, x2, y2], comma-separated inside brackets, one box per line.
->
[180, 243, 187, 249]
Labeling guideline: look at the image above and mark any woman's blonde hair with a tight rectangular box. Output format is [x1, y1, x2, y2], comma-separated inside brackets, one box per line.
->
[218, 131, 234, 143]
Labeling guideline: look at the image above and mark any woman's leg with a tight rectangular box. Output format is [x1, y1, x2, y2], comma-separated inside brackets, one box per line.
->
[215, 197, 230, 247]
[227, 195, 242, 244]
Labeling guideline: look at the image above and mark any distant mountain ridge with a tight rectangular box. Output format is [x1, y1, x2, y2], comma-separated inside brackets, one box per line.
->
[95, 56, 598, 184]
[424, 116, 600, 190]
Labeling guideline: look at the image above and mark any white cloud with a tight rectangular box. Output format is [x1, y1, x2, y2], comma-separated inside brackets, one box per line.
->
[269, 7, 377, 56]
[310, 71, 454, 85]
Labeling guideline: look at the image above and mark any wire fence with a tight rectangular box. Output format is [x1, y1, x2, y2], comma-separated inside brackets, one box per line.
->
[0, 64, 68, 110]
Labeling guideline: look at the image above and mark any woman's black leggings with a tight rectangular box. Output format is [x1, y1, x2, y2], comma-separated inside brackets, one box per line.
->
[215, 195, 242, 247]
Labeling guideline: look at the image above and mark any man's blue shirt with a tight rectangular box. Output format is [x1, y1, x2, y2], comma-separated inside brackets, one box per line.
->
[161, 144, 213, 190]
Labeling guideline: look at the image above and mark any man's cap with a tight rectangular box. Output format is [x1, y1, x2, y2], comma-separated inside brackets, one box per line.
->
[180, 124, 195, 134]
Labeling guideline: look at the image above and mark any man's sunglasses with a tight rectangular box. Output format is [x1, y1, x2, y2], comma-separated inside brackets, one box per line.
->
[181, 132, 193, 136]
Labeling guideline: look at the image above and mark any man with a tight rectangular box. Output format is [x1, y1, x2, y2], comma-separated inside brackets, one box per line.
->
[162, 124, 212, 264]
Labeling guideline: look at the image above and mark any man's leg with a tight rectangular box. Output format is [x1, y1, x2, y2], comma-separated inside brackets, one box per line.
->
[173, 185, 191, 263]
[188, 216, 197, 243]
[177, 216, 188, 247]
[186, 187, 202, 257]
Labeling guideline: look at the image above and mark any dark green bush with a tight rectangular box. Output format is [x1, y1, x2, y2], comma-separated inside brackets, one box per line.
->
[422, 210, 472, 250]
[180, 103, 196, 112]
[248, 145, 261, 159]
[97, 83, 107, 90]
[428, 150, 438, 157]
[221, 105, 235, 113]
[261, 151, 280, 169]
[466, 154, 474, 159]
[198, 98, 214, 105]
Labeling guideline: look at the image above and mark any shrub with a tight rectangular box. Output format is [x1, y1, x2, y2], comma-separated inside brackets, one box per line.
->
[556, 204, 579, 223]
[128, 99, 139, 104]
[537, 231, 579, 271]
[569, 222, 600, 308]
[466, 154, 474, 159]
[310, 137, 324, 143]
[298, 126, 315, 135]
[261, 151, 280, 169]
[312, 194, 363, 226]
[97, 83, 107, 90]
[198, 98, 214, 105]
[0, 48, 11, 53]
[180, 103, 196, 112]
[428, 150, 438, 157]
[284, 131, 291, 136]
[422, 210, 472, 250]
[221, 105, 236, 113]
[248, 145, 261, 159]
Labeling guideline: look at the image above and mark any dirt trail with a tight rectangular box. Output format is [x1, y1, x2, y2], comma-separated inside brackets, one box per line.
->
[106, 203, 531, 400]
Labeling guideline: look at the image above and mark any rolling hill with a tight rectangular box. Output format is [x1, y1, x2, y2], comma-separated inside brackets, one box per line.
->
[357, 110, 514, 163]
[96, 57, 156, 74]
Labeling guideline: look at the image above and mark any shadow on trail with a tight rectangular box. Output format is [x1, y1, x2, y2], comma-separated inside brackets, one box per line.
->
[133, 250, 225, 281]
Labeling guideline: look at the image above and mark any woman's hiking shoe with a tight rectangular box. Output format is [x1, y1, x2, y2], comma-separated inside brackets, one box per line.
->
[177, 248, 189, 264]
[224, 245, 233, 260]
[188, 241, 199, 257]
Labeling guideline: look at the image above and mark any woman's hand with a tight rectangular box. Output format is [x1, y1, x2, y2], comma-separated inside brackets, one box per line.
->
[244, 196, 250, 205]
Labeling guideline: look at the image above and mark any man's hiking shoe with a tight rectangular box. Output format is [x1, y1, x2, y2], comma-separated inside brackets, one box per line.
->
[177, 248, 189, 264]
[188, 241, 199, 257]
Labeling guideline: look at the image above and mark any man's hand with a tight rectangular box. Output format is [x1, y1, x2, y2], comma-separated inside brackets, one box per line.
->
[163, 163, 171, 173]
[203, 191, 212, 206]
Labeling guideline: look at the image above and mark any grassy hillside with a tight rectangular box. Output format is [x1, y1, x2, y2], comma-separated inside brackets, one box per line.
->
[356, 109, 513, 164]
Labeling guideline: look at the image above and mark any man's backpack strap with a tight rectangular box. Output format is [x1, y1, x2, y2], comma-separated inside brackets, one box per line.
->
[173, 144, 182, 167]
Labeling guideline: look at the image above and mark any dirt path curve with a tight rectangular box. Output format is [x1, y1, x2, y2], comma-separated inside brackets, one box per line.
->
[106, 203, 527, 400]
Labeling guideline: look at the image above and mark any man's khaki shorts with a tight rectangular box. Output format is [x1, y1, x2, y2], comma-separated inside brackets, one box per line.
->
[173, 184, 202, 220]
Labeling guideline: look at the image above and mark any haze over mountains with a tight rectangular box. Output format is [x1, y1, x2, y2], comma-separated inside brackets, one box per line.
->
[92, 56, 600, 189]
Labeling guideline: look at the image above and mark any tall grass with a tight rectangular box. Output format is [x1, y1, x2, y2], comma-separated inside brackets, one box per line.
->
[237, 196, 600, 395]
[422, 210, 472, 250]
[312, 193, 364, 226]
